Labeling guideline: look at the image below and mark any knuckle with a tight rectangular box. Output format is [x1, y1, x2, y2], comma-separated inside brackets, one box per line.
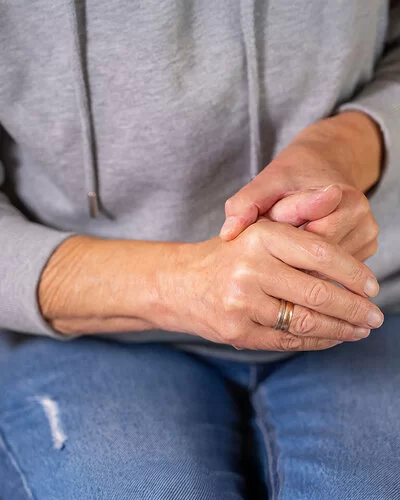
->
[224, 197, 236, 215]
[357, 194, 371, 217]
[277, 333, 303, 351]
[293, 309, 317, 336]
[333, 321, 350, 342]
[304, 280, 331, 308]
[320, 214, 341, 240]
[230, 261, 253, 285]
[349, 264, 365, 286]
[225, 195, 259, 221]
[244, 227, 263, 249]
[346, 297, 363, 321]
[310, 241, 333, 264]
[370, 218, 380, 239]
[303, 336, 322, 351]
[222, 293, 245, 315]
[222, 275, 248, 313]
[360, 243, 378, 262]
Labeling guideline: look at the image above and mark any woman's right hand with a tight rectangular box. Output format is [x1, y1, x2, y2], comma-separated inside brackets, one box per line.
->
[157, 219, 384, 351]
[40, 220, 384, 351]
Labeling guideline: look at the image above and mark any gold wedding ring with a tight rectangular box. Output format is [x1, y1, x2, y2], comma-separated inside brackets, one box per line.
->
[274, 299, 286, 330]
[274, 299, 294, 332]
[281, 301, 294, 331]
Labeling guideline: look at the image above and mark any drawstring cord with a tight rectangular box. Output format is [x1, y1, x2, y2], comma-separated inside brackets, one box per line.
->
[240, 0, 262, 179]
[65, 0, 261, 215]
[66, 0, 99, 218]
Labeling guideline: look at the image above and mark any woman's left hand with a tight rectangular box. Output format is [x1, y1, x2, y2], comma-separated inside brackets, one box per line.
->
[220, 111, 383, 262]
[266, 184, 379, 262]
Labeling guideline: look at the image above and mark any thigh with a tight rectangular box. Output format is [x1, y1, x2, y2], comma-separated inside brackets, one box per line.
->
[251, 314, 400, 500]
[0, 335, 246, 500]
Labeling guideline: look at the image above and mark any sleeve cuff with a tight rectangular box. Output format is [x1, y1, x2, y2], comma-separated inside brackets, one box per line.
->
[0, 215, 76, 339]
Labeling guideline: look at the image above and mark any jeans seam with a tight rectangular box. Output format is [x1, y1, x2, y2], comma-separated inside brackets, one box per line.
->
[252, 387, 282, 500]
[0, 426, 34, 500]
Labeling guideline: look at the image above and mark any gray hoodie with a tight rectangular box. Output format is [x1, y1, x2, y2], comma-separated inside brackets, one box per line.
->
[0, 1, 399, 361]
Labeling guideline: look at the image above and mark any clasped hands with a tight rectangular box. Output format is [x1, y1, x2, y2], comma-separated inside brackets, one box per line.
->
[39, 111, 385, 352]
[205, 111, 384, 351]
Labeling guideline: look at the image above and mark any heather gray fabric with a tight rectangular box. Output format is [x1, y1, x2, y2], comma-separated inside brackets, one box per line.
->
[0, 1, 399, 361]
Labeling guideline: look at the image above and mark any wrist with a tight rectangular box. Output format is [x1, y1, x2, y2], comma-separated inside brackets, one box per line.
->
[151, 239, 211, 334]
[291, 110, 383, 193]
[326, 111, 383, 192]
[38, 235, 191, 331]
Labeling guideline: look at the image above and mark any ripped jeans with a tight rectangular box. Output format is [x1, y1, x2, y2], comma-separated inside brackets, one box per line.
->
[1, 316, 400, 500]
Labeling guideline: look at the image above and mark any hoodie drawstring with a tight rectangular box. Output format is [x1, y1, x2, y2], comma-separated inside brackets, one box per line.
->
[65, 0, 260, 215]
[66, 0, 100, 218]
[240, 0, 261, 180]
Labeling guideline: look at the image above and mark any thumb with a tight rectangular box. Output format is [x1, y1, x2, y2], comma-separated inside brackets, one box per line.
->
[220, 175, 287, 240]
[267, 185, 342, 226]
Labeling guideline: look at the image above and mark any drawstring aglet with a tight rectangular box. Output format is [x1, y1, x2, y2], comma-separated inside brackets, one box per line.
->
[88, 191, 99, 218]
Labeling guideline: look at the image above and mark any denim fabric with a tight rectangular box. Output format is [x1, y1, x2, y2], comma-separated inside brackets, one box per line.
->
[1, 316, 400, 499]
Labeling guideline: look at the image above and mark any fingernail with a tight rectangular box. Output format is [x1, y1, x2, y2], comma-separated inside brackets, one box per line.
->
[364, 277, 380, 297]
[353, 328, 371, 340]
[367, 309, 384, 328]
[220, 217, 238, 238]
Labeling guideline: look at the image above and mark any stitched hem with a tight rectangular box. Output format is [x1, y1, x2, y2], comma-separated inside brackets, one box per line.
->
[0, 427, 34, 500]
[252, 388, 282, 500]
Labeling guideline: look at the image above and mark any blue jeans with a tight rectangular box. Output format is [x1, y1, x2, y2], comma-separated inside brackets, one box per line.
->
[1, 316, 400, 500]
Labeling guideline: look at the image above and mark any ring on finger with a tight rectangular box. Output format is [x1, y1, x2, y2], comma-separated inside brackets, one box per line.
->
[281, 301, 294, 331]
[274, 299, 295, 332]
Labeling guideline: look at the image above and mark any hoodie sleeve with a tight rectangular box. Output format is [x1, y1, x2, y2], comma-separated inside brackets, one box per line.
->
[0, 164, 74, 337]
[338, 4, 400, 201]
[338, 3, 400, 294]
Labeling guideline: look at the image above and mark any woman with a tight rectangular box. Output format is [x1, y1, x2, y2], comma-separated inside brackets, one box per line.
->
[1, 1, 399, 498]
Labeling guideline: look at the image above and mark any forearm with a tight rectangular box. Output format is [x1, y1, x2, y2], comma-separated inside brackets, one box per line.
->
[328, 111, 383, 192]
[38, 235, 190, 335]
[292, 111, 383, 193]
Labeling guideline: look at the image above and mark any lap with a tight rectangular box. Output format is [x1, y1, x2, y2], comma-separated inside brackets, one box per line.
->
[0, 336, 246, 500]
[253, 314, 400, 500]
[3, 316, 400, 499]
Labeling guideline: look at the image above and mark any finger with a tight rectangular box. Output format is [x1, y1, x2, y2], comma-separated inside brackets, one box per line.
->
[268, 185, 342, 227]
[259, 259, 384, 329]
[236, 323, 341, 352]
[354, 240, 379, 262]
[340, 213, 379, 255]
[305, 209, 350, 243]
[261, 221, 379, 298]
[220, 174, 288, 240]
[250, 295, 370, 342]
[306, 190, 370, 243]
